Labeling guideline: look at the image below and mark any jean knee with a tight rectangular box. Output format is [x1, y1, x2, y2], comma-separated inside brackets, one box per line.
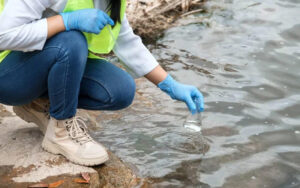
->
[112, 73, 136, 109]
[57, 31, 88, 50]
[54, 31, 88, 69]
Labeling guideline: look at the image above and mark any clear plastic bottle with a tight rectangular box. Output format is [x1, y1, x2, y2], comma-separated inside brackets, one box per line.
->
[183, 98, 202, 132]
[182, 99, 209, 155]
[183, 112, 202, 132]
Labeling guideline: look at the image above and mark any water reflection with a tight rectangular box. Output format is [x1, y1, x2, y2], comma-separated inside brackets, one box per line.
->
[95, 0, 300, 187]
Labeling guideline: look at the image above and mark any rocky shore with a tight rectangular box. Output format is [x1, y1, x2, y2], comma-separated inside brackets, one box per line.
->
[0, 105, 139, 188]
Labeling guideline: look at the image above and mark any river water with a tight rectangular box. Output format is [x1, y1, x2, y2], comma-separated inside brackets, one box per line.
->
[94, 0, 300, 187]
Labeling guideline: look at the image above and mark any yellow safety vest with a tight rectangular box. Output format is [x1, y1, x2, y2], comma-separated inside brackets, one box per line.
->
[0, 0, 126, 63]
[0, 0, 11, 63]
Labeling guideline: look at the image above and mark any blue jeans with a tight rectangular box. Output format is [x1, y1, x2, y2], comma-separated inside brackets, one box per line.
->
[0, 31, 136, 120]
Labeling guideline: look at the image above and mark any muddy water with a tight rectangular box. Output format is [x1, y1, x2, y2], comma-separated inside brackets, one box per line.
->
[94, 0, 300, 187]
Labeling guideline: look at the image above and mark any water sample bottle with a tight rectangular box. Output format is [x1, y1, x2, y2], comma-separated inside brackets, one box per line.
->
[183, 98, 202, 132]
[183, 112, 202, 132]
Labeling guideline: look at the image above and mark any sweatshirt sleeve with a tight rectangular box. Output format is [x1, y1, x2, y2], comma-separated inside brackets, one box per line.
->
[113, 15, 159, 78]
[0, 0, 52, 51]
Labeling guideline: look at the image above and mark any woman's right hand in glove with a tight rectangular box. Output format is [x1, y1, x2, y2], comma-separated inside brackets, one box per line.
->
[60, 9, 115, 34]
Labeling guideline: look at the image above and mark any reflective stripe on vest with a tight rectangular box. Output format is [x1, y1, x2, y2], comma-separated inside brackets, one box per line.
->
[63, 0, 126, 59]
[0, 0, 11, 63]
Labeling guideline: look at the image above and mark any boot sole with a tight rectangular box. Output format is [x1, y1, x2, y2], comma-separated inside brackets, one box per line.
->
[42, 138, 109, 166]
[13, 106, 47, 134]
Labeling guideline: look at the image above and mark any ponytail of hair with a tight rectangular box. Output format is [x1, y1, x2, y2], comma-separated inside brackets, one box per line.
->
[107, 0, 121, 24]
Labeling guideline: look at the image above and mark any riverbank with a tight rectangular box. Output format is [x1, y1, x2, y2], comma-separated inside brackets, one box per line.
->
[127, 0, 205, 42]
[0, 105, 140, 188]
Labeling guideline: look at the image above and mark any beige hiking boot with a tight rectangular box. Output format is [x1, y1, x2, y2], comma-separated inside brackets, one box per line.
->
[13, 98, 50, 134]
[42, 116, 109, 166]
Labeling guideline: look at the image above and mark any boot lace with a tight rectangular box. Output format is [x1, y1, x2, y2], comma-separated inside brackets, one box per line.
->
[64, 116, 93, 145]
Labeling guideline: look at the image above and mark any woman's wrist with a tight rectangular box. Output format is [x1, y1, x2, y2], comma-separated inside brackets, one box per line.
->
[144, 65, 168, 85]
[60, 13, 70, 31]
[157, 74, 176, 98]
[47, 15, 66, 39]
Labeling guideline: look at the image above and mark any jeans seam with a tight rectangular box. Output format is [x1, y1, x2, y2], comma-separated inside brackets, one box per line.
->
[48, 46, 70, 119]
[57, 47, 70, 119]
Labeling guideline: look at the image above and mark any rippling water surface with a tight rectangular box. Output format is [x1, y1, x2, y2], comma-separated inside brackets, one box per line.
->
[95, 0, 300, 187]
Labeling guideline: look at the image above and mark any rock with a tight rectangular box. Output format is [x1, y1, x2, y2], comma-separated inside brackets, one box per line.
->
[96, 151, 139, 188]
[0, 105, 138, 188]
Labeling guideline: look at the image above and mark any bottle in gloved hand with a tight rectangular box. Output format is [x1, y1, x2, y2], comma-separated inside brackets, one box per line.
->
[157, 74, 204, 131]
[183, 98, 202, 132]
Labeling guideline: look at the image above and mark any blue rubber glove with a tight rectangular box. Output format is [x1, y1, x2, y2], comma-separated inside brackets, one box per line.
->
[158, 75, 204, 114]
[60, 9, 114, 34]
